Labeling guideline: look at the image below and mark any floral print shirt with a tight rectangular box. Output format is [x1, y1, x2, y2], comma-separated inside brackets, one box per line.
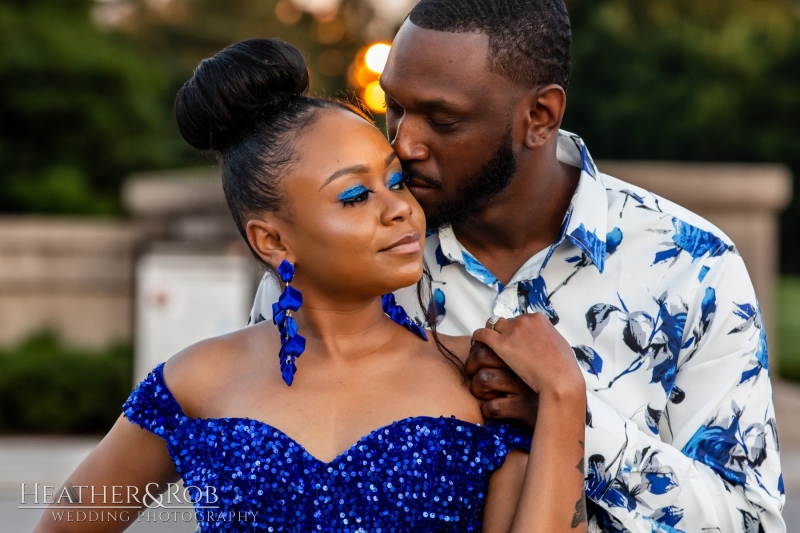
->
[249, 131, 785, 532]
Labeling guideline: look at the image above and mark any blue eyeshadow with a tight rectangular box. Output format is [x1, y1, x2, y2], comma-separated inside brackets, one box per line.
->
[338, 185, 369, 202]
[387, 171, 405, 188]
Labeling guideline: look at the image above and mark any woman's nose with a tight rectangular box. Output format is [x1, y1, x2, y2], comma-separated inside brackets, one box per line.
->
[381, 191, 413, 225]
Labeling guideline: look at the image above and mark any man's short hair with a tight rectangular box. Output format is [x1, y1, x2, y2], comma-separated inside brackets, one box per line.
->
[408, 0, 572, 91]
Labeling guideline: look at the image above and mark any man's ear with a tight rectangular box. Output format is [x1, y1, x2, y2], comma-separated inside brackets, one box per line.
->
[519, 84, 567, 149]
[245, 218, 293, 270]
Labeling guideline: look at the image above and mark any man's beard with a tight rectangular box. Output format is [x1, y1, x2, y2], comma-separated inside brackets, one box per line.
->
[406, 126, 517, 231]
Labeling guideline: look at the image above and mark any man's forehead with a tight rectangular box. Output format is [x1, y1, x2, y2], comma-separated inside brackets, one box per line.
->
[387, 21, 489, 73]
[382, 21, 491, 100]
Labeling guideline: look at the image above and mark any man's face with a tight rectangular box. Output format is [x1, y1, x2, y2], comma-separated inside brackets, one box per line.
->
[381, 21, 522, 229]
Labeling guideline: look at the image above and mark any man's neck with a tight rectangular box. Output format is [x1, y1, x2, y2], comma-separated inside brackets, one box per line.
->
[452, 158, 580, 287]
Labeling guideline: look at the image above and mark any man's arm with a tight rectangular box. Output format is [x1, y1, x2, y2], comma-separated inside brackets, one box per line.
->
[581, 250, 784, 531]
[467, 250, 785, 532]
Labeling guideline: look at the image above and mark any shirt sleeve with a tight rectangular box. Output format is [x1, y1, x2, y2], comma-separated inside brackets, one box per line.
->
[122, 363, 185, 439]
[247, 272, 281, 326]
[583, 250, 785, 532]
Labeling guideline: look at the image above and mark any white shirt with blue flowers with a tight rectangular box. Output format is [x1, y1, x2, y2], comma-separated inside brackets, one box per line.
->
[248, 131, 785, 532]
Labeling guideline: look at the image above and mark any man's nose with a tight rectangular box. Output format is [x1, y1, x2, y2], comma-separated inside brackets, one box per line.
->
[391, 118, 429, 162]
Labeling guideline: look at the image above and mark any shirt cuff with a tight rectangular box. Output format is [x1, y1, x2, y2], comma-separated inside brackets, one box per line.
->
[584, 391, 640, 502]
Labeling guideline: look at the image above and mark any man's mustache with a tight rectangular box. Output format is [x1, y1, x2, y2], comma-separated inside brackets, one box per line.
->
[401, 165, 440, 189]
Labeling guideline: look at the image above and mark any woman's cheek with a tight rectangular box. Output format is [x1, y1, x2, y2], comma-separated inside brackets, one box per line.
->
[312, 212, 375, 255]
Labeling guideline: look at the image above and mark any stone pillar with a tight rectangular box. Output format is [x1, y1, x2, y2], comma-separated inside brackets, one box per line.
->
[121, 167, 240, 245]
[123, 168, 259, 383]
[598, 161, 793, 372]
[0, 217, 143, 348]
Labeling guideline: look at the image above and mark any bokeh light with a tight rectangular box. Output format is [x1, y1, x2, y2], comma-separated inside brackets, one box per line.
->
[362, 81, 386, 113]
[275, 0, 302, 25]
[349, 42, 392, 113]
[353, 64, 374, 88]
[364, 43, 391, 74]
[314, 18, 345, 44]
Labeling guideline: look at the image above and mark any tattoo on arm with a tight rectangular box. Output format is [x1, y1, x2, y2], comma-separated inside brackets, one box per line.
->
[571, 497, 587, 528]
[571, 440, 587, 528]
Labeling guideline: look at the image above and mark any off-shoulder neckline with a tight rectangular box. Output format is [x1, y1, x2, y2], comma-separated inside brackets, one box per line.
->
[148, 362, 513, 465]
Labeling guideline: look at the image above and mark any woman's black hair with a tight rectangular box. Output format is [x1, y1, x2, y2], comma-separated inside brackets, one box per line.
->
[174, 38, 366, 257]
[418, 261, 467, 380]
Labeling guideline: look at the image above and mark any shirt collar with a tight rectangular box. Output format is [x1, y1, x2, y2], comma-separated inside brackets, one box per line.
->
[557, 131, 610, 273]
[435, 130, 610, 288]
[438, 227, 503, 289]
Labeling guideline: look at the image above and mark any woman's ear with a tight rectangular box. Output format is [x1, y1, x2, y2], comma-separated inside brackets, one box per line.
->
[245, 218, 293, 270]
[519, 84, 567, 149]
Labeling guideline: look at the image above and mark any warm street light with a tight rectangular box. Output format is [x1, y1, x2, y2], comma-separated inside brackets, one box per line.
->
[349, 42, 391, 113]
[364, 43, 391, 73]
[362, 81, 386, 113]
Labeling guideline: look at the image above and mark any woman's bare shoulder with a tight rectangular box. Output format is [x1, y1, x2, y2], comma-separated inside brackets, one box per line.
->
[161, 323, 274, 415]
[432, 332, 472, 364]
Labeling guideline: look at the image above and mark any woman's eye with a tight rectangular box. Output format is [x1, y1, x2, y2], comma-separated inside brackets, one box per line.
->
[387, 171, 407, 191]
[338, 185, 373, 207]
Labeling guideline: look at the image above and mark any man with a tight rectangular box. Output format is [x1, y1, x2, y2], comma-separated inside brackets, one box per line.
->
[250, 0, 785, 530]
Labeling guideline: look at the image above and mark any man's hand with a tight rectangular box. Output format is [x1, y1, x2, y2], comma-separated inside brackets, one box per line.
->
[467, 313, 585, 428]
[465, 339, 539, 429]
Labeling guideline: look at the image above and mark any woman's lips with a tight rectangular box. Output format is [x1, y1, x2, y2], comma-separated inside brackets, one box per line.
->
[382, 232, 422, 254]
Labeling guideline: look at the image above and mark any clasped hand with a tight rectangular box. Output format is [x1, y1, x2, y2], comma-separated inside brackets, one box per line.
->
[465, 313, 584, 430]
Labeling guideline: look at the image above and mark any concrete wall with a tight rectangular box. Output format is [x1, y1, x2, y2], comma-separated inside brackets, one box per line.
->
[0, 217, 143, 349]
[599, 162, 793, 369]
[0, 169, 246, 351]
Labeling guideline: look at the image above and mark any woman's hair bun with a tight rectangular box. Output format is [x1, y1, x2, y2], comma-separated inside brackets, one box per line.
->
[175, 38, 310, 151]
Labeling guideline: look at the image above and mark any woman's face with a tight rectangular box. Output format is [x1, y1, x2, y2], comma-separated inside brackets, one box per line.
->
[261, 108, 426, 301]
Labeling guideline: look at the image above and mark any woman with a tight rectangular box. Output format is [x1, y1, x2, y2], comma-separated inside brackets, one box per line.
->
[35, 39, 586, 533]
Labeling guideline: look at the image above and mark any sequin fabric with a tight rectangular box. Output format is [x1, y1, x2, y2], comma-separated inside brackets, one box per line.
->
[123, 363, 532, 532]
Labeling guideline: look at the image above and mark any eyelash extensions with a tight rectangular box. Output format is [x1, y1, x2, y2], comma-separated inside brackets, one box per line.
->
[338, 184, 373, 206]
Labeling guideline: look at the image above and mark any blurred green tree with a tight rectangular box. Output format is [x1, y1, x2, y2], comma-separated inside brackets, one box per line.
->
[0, 0, 182, 214]
[563, 0, 800, 272]
[99, 0, 370, 105]
[2, 0, 797, 271]
[0, 0, 372, 215]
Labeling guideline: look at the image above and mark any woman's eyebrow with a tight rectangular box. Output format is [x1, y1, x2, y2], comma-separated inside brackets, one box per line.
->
[319, 164, 369, 190]
[384, 152, 398, 168]
[319, 152, 398, 191]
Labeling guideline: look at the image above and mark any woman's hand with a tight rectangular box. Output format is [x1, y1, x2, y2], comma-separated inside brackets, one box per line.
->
[471, 313, 584, 398]
[476, 313, 588, 532]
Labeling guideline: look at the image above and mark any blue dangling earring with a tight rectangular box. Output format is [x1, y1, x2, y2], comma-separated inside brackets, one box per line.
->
[381, 293, 428, 341]
[272, 260, 306, 386]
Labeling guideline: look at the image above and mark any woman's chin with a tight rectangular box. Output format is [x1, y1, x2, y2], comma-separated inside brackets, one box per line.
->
[382, 268, 424, 294]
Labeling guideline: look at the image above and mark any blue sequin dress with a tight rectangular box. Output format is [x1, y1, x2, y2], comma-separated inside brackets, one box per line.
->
[123, 363, 531, 532]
